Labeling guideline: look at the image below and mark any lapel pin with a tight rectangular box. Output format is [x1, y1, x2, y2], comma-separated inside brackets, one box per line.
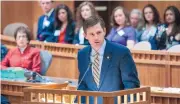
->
[107, 56, 110, 59]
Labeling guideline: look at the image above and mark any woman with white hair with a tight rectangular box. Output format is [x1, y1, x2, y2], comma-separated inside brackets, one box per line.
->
[130, 9, 144, 42]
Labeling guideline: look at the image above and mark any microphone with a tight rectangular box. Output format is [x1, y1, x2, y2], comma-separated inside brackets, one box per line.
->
[24, 70, 43, 82]
[77, 62, 92, 89]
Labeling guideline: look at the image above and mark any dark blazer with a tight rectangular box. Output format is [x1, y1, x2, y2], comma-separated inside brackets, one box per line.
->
[73, 30, 89, 45]
[37, 10, 55, 41]
[1, 95, 10, 104]
[53, 21, 75, 43]
[77, 40, 140, 104]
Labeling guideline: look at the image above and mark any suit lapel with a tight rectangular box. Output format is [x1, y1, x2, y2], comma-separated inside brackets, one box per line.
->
[99, 41, 112, 89]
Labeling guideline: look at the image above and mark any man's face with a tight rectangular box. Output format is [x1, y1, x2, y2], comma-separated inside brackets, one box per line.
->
[40, 0, 53, 13]
[130, 13, 139, 28]
[84, 23, 106, 51]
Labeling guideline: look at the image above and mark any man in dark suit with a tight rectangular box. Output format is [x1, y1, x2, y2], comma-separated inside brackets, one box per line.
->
[77, 16, 140, 104]
[37, 0, 55, 41]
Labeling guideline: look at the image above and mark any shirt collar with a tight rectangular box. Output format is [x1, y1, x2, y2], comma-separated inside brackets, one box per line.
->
[91, 39, 106, 56]
[18, 46, 28, 54]
[45, 8, 54, 17]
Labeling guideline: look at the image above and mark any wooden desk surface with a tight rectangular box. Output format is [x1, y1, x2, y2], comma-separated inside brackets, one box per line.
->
[1, 76, 78, 87]
[1, 76, 78, 104]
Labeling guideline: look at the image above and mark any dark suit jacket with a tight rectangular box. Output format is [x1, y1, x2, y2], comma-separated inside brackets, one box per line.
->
[37, 10, 55, 41]
[53, 21, 75, 43]
[77, 40, 140, 104]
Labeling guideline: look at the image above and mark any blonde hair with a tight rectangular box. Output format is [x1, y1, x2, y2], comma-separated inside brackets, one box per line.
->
[75, 1, 98, 33]
[110, 6, 130, 27]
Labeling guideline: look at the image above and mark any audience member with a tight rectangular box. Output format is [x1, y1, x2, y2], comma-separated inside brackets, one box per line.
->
[107, 6, 136, 49]
[1, 26, 41, 73]
[52, 4, 75, 43]
[130, 9, 144, 42]
[73, 1, 98, 45]
[139, 4, 161, 50]
[156, 6, 180, 50]
[37, 0, 55, 42]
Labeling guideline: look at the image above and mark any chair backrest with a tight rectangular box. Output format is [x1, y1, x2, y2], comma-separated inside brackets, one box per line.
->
[3, 23, 28, 37]
[133, 41, 151, 50]
[40, 50, 52, 75]
[167, 45, 180, 52]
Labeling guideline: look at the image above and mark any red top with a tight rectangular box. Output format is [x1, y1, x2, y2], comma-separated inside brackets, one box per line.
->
[58, 28, 66, 43]
[1, 46, 41, 73]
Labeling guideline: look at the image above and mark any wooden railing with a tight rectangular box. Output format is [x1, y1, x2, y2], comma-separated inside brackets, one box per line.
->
[1, 35, 180, 88]
[23, 84, 151, 104]
[1, 80, 52, 104]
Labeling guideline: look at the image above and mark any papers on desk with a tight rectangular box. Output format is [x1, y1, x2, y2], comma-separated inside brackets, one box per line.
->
[151, 87, 180, 93]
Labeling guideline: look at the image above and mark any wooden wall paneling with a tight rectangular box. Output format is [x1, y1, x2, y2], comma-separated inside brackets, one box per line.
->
[1, 1, 33, 35]
[136, 64, 167, 87]
[169, 53, 180, 88]
[46, 56, 79, 79]
[171, 66, 180, 88]
[131, 50, 169, 87]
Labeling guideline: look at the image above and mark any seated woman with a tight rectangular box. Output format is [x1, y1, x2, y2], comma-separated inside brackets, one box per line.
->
[156, 6, 180, 50]
[138, 4, 161, 50]
[130, 9, 144, 43]
[107, 6, 136, 49]
[1, 26, 41, 73]
[73, 1, 98, 45]
[53, 4, 75, 44]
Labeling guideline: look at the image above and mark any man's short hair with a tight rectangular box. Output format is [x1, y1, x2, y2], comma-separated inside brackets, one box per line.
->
[83, 16, 105, 34]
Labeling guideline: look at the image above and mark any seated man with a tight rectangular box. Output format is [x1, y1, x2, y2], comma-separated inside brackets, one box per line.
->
[77, 16, 140, 104]
[37, 0, 55, 41]
[1, 26, 41, 73]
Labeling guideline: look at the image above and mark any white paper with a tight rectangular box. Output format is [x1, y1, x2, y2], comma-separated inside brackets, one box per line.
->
[44, 20, 50, 27]
[117, 30, 125, 36]
[54, 30, 61, 36]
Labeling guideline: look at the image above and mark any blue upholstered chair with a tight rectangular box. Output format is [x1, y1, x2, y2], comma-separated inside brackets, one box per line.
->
[167, 45, 180, 52]
[133, 41, 152, 51]
[40, 50, 52, 75]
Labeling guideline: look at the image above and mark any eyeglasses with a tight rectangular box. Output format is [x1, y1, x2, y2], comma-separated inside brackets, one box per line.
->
[17, 35, 27, 39]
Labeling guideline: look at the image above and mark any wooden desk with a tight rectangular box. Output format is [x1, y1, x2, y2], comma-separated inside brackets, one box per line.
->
[1, 77, 77, 104]
[1, 80, 44, 104]
[150, 87, 180, 104]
